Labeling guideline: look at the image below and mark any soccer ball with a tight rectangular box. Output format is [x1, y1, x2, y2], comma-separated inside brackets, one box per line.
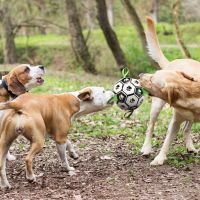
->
[113, 77, 144, 110]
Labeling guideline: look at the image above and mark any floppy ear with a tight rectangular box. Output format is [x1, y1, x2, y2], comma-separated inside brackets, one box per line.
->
[177, 71, 197, 82]
[78, 88, 93, 101]
[162, 85, 178, 106]
[4, 72, 26, 95]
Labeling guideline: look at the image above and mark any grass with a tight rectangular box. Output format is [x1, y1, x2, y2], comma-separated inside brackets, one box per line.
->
[31, 70, 200, 168]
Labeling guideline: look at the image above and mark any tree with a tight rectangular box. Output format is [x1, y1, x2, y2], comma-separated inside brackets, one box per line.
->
[96, 0, 127, 70]
[106, 0, 114, 27]
[171, 0, 191, 58]
[65, 0, 96, 74]
[84, 0, 95, 29]
[150, 0, 158, 23]
[122, 0, 159, 68]
[0, 0, 17, 63]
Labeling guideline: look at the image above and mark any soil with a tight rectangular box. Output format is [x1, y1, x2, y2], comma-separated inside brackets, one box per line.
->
[1, 135, 200, 200]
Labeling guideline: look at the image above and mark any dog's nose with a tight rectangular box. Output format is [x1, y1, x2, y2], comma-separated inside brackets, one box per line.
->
[139, 73, 145, 78]
[38, 65, 44, 70]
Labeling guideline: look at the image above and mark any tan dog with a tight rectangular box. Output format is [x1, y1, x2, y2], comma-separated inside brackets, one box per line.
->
[0, 64, 45, 161]
[141, 16, 200, 155]
[140, 70, 199, 165]
[0, 87, 114, 188]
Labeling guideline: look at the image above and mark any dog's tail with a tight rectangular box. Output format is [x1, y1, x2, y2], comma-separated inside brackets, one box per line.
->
[0, 102, 25, 135]
[146, 16, 169, 69]
[0, 101, 19, 111]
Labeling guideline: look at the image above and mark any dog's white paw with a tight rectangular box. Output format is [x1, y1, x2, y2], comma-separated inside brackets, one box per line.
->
[69, 152, 79, 160]
[26, 173, 36, 182]
[67, 166, 75, 171]
[0, 182, 11, 190]
[65, 166, 76, 176]
[150, 154, 167, 166]
[141, 144, 152, 155]
[68, 169, 76, 176]
[6, 154, 16, 161]
[186, 146, 198, 154]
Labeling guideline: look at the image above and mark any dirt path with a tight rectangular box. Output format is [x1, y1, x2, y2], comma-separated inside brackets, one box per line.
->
[2, 135, 200, 200]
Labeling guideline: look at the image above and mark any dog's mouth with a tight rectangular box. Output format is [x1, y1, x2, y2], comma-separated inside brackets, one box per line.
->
[107, 95, 117, 105]
[36, 77, 44, 84]
[148, 92, 156, 97]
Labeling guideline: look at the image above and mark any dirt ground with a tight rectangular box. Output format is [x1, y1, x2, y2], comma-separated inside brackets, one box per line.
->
[1, 135, 200, 200]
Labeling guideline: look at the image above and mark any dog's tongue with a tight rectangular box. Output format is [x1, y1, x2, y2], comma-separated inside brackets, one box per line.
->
[37, 77, 44, 84]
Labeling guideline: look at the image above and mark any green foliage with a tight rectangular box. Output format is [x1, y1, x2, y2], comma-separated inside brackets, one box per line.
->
[1, 23, 200, 76]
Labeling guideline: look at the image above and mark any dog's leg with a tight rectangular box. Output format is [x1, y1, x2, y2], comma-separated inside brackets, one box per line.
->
[0, 157, 11, 189]
[6, 150, 16, 161]
[66, 140, 78, 159]
[183, 121, 198, 153]
[25, 140, 44, 182]
[151, 111, 184, 165]
[56, 142, 75, 174]
[0, 130, 17, 189]
[141, 97, 166, 155]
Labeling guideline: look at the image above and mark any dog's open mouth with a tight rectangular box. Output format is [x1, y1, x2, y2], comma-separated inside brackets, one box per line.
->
[36, 77, 44, 84]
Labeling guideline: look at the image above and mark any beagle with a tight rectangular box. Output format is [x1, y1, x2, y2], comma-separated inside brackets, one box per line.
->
[0, 64, 45, 102]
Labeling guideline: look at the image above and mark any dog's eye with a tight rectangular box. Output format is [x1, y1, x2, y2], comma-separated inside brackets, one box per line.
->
[103, 90, 105, 93]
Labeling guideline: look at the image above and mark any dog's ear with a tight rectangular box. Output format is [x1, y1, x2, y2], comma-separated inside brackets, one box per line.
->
[162, 85, 178, 106]
[4, 72, 26, 95]
[177, 71, 198, 82]
[78, 88, 93, 101]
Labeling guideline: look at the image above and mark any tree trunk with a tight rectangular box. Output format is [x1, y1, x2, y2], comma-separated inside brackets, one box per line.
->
[96, 0, 127, 70]
[106, 0, 114, 27]
[172, 0, 191, 58]
[122, 0, 159, 68]
[65, 0, 96, 74]
[0, 1, 17, 64]
[150, 0, 158, 23]
[36, 0, 46, 34]
[85, 0, 95, 29]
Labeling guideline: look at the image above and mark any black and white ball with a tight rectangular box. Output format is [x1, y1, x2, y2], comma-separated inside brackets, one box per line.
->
[113, 78, 144, 110]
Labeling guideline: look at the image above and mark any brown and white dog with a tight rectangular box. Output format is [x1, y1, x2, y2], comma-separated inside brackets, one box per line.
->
[0, 87, 114, 188]
[141, 16, 200, 156]
[140, 70, 199, 165]
[0, 64, 45, 161]
[0, 64, 45, 102]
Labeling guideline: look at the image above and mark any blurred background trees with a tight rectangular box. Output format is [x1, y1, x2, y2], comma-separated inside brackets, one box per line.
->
[0, 0, 200, 76]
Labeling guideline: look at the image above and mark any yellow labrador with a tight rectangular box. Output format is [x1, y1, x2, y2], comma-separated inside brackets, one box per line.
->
[141, 16, 200, 156]
[140, 70, 199, 165]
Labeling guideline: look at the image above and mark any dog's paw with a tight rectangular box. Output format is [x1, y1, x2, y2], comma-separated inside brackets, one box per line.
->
[150, 154, 167, 166]
[6, 154, 16, 161]
[0, 182, 11, 190]
[26, 173, 36, 182]
[67, 166, 75, 171]
[69, 152, 79, 160]
[68, 170, 76, 176]
[62, 164, 75, 172]
[187, 147, 199, 154]
[141, 144, 152, 156]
